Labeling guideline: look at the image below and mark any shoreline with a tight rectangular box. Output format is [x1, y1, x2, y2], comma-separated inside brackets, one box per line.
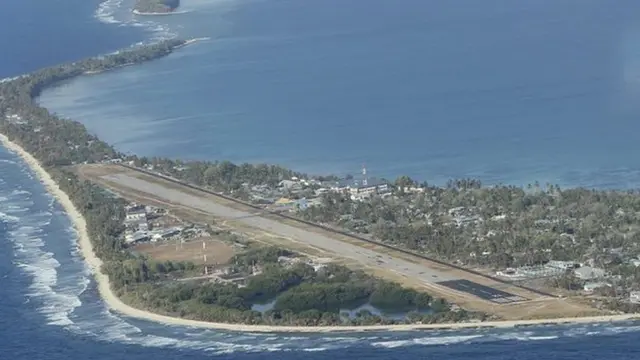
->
[1, 132, 639, 332]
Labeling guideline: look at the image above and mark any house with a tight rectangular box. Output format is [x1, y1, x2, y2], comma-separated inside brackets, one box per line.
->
[583, 282, 610, 293]
[151, 227, 182, 240]
[295, 198, 309, 210]
[574, 266, 606, 280]
[630, 291, 640, 304]
[547, 260, 578, 270]
[629, 259, 640, 267]
[278, 180, 301, 190]
[275, 197, 294, 206]
[125, 231, 150, 244]
[138, 222, 149, 232]
[125, 209, 146, 222]
[274, 197, 308, 211]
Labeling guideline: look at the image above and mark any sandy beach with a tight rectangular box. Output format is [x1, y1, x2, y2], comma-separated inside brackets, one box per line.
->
[1, 133, 640, 333]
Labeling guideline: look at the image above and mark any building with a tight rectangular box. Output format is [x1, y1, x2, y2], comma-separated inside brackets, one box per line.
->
[630, 291, 640, 304]
[278, 180, 301, 191]
[138, 222, 149, 232]
[125, 208, 147, 222]
[574, 266, 606, 280]
[328, 165, 391, 199]
[583, 282, 610, 293]
[151, 227, 182, 241]
[274, 197, 309, 211]
[629, 259, 640, 267]
[349, 178, 390, 197]
[125, 231, 150, 244]
[330, 177, 390, 199]
[546, 260, 578, 270]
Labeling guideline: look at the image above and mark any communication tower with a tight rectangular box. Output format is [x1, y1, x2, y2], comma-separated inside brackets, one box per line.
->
[362, 164, 368, 186]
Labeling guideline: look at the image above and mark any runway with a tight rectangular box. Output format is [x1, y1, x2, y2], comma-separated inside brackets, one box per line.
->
[437, 280, 528, 304]
[102, 173, 461, 285]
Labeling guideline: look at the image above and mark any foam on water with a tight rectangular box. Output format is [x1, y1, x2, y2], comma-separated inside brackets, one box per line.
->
[94, 0, 176, 42]
[5, 205, 84, 326]
[95, 0, 124, 25]
[0, 211, 19, 223]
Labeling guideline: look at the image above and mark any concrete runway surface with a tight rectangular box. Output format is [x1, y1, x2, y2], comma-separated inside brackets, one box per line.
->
[103, 173, 462, 285]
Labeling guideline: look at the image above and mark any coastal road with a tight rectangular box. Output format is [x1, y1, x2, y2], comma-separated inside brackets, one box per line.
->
[102, 173, 463, 286]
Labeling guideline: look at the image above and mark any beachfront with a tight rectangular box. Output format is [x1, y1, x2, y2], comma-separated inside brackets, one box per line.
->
[1, 132, 639, 333]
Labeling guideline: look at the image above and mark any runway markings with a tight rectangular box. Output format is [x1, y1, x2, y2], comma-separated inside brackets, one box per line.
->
[436, 279, 528, 304]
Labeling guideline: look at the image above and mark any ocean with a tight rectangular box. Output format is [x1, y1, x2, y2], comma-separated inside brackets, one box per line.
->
[3, 0, 640, 359]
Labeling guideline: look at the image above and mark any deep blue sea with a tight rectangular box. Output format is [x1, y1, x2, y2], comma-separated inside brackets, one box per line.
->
[4, 0, 640, 359]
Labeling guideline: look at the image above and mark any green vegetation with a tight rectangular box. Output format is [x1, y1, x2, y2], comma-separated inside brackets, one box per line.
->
[136, 156, 640, 313]
[130, 156, 304, 194]
[298, 181, 640, 269]
[0, 38, 476, 326]
[120, 249, 478, 326]
[134, 0, 180, 13]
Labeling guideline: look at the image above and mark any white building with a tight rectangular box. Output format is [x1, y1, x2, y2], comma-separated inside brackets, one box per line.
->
[630, 291, 640, 304]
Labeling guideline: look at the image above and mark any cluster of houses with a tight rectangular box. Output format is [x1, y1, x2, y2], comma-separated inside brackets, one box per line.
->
[123, 203, 183, 245]
[496, 259, 640, 303]
[246, 169, 396, 211]
[277, 255, 329, 272]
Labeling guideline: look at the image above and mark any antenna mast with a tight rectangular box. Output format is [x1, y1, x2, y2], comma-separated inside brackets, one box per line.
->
[362, 163, 368, 186]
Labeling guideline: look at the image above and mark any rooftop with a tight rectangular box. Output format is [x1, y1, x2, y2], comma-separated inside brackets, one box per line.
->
[335, 177, 389, 189]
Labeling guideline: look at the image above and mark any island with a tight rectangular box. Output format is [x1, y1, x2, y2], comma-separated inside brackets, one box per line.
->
[1, 36, 640, 331]
[0, 39, 482, 329]
[133, 0, 180, 15]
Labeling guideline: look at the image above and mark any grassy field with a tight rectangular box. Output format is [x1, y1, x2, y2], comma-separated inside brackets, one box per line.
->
[133, 236, 235, 265]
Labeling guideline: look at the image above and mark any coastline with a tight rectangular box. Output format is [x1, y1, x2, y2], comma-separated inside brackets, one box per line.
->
[1, 131, 639, 332]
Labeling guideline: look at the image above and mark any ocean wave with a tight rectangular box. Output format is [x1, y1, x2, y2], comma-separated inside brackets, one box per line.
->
[95, 0, 124, 25]
[371, 334, 484, 349]
[10, 189, 31, 197]
[0, 211, 19, 223]
[2, 181, 89, 328]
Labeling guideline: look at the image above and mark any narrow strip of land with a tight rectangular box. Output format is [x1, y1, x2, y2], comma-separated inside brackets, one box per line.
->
[78, 164, 601, 320]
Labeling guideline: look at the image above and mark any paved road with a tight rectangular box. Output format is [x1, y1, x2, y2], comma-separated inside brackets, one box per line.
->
[103, 173, 461, 284]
